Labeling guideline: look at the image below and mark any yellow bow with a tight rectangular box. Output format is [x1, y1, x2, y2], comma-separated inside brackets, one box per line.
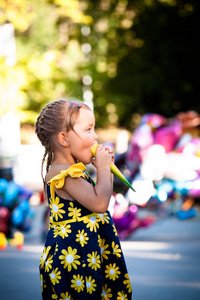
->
[48, 162, 86, 200]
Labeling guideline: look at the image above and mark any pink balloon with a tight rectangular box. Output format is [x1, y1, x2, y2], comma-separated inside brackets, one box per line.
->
[0, 207, 10, 235]
[154, 120, 182, 153]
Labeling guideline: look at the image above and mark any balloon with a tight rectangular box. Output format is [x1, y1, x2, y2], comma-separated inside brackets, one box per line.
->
[11, 200, 30, 227]
[3, 181, 19, 208]
[131, 124, 154, 150]
[18, 186, 33, 202]
[126, 123, 154, 172]
[140, 144, 167, 181]
[0, 206, 10, 235]
[126, 174, 154, 206]
[0, 232, 8, 250]
[0, 178, 8, 195]
[156, 180, 174, 202]
[164, 153, 200, 182]
[189, 176, 200, 197]
[9, 231, 24, 249]
[177, 208, 197, 220]
[12, 206, 24, 227]
[140, 113, 167, 128]
[154, 120, 182, 153]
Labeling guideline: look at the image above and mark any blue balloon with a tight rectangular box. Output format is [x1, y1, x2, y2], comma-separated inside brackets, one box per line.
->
[0, 178, 8, 195]
[177, 208, 196, 220]
[11, 200, 30, 227]
[20, 200, 30, 214]
[12, 206, 24, 227]
[18, 186, 33, 202]
[174, 181, 190, 197]
[3, 181, 19, 208]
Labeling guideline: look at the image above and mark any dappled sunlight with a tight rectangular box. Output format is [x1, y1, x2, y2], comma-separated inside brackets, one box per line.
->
[121, 241, 170, 251]
[121, 241, 181, 261]
[22, 245, 43, 253]
[0, 245, 43, 258]
[133, 274, 200, 288]
[124, 250, 181, 261]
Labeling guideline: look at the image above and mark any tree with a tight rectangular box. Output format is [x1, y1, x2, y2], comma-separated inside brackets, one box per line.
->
[0, 0, 92, 122]
[0, 0, 199, 130]
[83, 0, 200, 128]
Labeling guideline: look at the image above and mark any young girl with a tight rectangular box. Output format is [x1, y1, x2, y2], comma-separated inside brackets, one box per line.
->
[36, 99, 132, 299]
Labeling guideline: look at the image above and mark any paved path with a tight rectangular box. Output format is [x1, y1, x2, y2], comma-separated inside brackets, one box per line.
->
[0, 206, 200, 300]
[124, 213, 200, 300]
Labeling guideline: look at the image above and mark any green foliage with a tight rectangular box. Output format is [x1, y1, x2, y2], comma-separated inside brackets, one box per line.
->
[85, 0, 200, 128]
[109, 0, 200, 126]
[0, 0, 199, 129]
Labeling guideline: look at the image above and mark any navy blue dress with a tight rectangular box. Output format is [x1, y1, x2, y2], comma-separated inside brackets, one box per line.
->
[39, 163, 132, 299]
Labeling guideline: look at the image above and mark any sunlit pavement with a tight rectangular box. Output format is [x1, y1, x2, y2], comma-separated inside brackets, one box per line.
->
[123, 212, 200, 300]
[0, 205, 200, 300]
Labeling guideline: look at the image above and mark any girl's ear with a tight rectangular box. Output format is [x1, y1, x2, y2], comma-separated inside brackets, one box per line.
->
[57, 132, 69, 147]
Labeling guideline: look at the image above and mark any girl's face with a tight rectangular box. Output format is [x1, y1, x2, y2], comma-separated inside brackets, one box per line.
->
[67, 108, 98, 164]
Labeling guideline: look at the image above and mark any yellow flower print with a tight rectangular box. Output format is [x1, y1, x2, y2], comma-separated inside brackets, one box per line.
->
[54, 243, 58, 255]
[59, 292, 73, 300]
[71, 274, 85, 293]
[53, 224, 72, 239]
[87, 251, 101, 271]
[98, 237, 110, 262]
[112, 224, 118, 236]
[40, 246, 51, 269]
[117, 291, 128, 300]
[59, 224, 72, 238]
[59, 246, 80, 272]
[101, 284, 113, 300]
[98, 212, 110, 224]
[45, 254, 53, 272]
[53, 225, 59, 238]
[51, 287, 58, 299]
[68, 202, 81, 219]
[105, 263, 121, 281]
[123, 273, 132, 293]
[53, 227, 59, 238]
[49, 216, 54, 229]
[83, 214, 99, 232]
[98, 235, 101, 244]
[85, 276, 97, 294]
[49, 197, 65, 221]
[40, 274, 46, 293]
[111, 241, 122, 258]
[76, 229, 89, 247]
[50, 268, 61, 285]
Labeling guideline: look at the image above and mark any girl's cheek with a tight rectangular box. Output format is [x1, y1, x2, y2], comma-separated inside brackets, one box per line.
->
[89, 133, 94, 140]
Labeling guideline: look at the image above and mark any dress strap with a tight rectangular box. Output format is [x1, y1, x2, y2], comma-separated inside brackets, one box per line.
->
[47, 162, 86, 201]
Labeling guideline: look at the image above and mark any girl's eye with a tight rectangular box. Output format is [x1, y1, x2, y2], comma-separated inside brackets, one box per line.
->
[87, 128, 91, 132]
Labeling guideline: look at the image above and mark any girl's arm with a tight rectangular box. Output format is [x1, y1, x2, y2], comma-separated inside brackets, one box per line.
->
[62, 145, 113, 213]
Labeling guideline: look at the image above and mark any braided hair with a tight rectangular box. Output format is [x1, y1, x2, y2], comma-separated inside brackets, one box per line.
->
[35, 99, 91, 184]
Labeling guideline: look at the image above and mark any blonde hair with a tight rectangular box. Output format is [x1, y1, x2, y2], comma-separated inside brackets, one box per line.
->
[35, 99, 91, 183]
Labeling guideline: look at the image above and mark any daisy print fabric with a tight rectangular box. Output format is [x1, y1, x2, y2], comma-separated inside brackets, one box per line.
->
[39, 164, 132, 299]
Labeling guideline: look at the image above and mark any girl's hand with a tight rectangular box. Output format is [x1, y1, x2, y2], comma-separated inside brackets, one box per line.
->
[63, 144, 114, 213]
[92, 144, 113, 170]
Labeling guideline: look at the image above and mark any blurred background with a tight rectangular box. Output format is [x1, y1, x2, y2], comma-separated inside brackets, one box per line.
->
[0, 0, 200, 299]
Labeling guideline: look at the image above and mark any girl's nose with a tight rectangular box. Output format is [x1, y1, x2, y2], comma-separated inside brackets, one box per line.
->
[94, 131, 98, 140]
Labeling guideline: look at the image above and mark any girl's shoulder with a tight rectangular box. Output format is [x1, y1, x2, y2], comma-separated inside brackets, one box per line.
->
[45, 162, 88, 202]
[45, 162, 86, 183]
[45, 163, 71, 183]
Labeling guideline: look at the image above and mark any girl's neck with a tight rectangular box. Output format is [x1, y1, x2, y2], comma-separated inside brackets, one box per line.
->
[52, 151, 76, 166]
